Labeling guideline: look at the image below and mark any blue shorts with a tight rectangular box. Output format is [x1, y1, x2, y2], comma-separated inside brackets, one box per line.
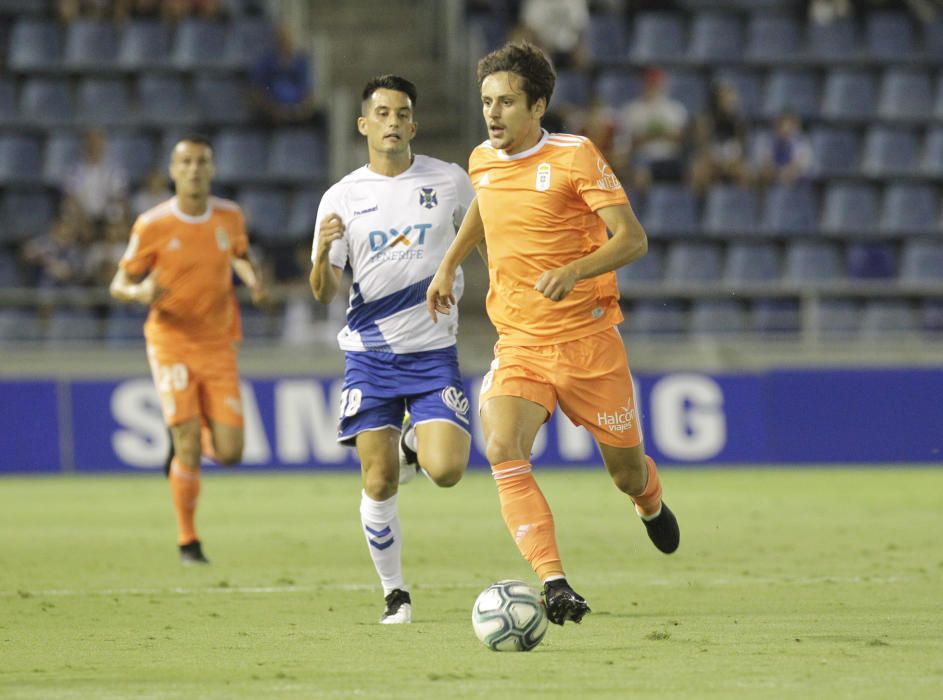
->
[337, 346, 471, 445]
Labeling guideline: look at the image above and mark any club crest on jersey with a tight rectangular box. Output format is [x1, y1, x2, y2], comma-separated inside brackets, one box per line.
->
[215, 227, 230, 250]
[535, 163, 552, 191]
[419, 187, 438, 209]
[440, 386, 470, 424]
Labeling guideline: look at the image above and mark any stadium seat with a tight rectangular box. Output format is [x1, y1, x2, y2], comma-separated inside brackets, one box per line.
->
[846, 241, 897, 279]
[42, 131, 81, 185]
[760, 183, 818, 236]
[664, 241, 723, 283]
[865, 12, 915, 59]
[0, 132, 43, 185]
[106, 131, 157, 184]
[751, 299, 801, 335]
[810, 126, 859, 178]
[920, 126, 943, 176]
[665, 69, 707, 115]
[104, 306, 146, 347]
[859, 300, 920, 338]
[269, 128, 325, 180]
[702, 185, 758, 237]
[688, 12, 743, 61]
[586, 13, 627, 65]
[900, 240, 943, 282]
[821, 69, 876, 122]
[933, 71, 943, 120]
[763, 69, 820, 120]
[595, 71, 640, 109]
[467, 13, 505, 53]
[805, 15, 857, 60]
[223, 16, 273, 69]
[44, 309, 101, 345]
[63, 18, 118, 69]
[0, 188, 56, 241]
[690, 299, 747, 335]
[712, 68, 763, 119]
[640, 184, 698, 237]
[239, 186, 290, 240]
[193, 75, 249, 125]
[76, 78, 131, 125]
[0, 77, 15, 125]
[137, 75, 192, 126]
[172, 18, 228, 69]
[629, 13, 686, 63]
[782, 240, 843, 283]
[553, 70, 592, 109]
[860, 126, 918, 177]
[0, 249, 21, 287]
[8, 17, 62, 70]
[0, 308, 43, 343]
[117, 19, 172, 70]
[878, 68, 933, 121]
[921, 298, 943, 335]
[287, 186, 323, 238]
[617, 242, 664, 286]
[214, 128, 269, 182]
[924, 16, 943, 57]
[744, 14, 801, 60]
[879, 184, 938, 236]
[627, 300, 688, 336]
[19, 77, 74, 126]
[810, 299, 861, 338]
[822, 184, 880, 237]
[723, 242, 781, 285]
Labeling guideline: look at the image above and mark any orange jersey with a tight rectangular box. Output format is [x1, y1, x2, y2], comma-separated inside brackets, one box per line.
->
[120, 196, 248, 348]
[469, 131, 629, 345]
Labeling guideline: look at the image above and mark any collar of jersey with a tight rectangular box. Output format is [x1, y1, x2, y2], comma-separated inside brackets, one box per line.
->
[496, 129, 549, 161]
[170, 196, 213, 224]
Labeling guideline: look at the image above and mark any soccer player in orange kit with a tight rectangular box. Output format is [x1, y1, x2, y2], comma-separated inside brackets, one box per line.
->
[427, 43, 680, 625]
[110, 135, 266, 565]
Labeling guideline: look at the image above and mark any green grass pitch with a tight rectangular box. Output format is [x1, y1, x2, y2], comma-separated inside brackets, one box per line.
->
[1, 468, 941, 699]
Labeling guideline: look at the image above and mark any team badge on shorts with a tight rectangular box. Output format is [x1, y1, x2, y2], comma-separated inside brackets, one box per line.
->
[441, 386, 470, 424]
[419, 187, 438, 209]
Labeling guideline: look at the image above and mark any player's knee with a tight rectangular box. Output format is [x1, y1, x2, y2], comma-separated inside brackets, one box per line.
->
[484, 436, 527, 466]
[426, 461, 465, 488]
[610, 461, 647, 496]
[361, 460, 398, 500]
[215, 444, 242, 466]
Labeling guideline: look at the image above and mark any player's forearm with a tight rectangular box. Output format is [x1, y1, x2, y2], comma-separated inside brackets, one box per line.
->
[570, 205, 648, 281]
[309, 259, 339, 304]
[232, 257, 259, 290]
[441, 199, 485, 274]
[109, 269, 152, 304]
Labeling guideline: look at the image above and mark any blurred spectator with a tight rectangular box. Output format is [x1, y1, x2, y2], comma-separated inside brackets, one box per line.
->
[754, 111, 812, 186]
[689, 82, 750, 194]
[132, 167, 170, 217]
[808, 0, 852, 23]
[614, 67, 688, 192]
[58, 0, 122, 22]
[162, 0, 227, 20]
[515, 0, 589, 68]
[250, 25, 320, 126]
[85, 216, 129, 288]
[566, 96, 617, 161]
[63, 129, 129, 235]
[20, 214, 89, 291]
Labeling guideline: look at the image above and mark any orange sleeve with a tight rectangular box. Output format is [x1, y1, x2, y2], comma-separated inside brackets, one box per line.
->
[119, 217, 157, 279]
[569, 139, 628, 212]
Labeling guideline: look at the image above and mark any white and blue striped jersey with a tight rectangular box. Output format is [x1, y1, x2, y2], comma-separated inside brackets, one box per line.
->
[312, 155, 475, 354]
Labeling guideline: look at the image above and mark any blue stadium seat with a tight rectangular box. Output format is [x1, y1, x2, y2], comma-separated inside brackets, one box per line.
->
[595, 71, 640, 109]
[63, 18, 118, 68]
[921, 298, 943, 335]
[865, 12, 915, 59]
[878, 68, 933, 121]
[846, 241, 897, 279]
[921, 126, 943, 176]
[8, 17, 62, 70]
[0, 249, 21, 287]
[745, 14, 802, 60]
[664, 241, 723, 283]
[586, 13, 626, 65]
[627, 300, 688, 336]
[690, 299, 747, 335]
[860, 126, 918, 177]
[239, 186, 290, 241]
[0, 188, 56, 241]
[751, 299, 801, 335]
[19, 77, 73, 126]
[880, 183, 938, 236]
[214, 128, 269, 182]
[76, 78, 131, 125]
[806, 16, 856, 60]
[761, 183, 818, 236]
[467, 14, 505, 53]
[223, 16, 273, 69]
[137, 75, 192, 126]
[42, 131, 81, 184]
[117, 19, 172, 70]
[287, 187, 323, 238]
[106, 131, 157, 184]
[859, 300, 919, 337]
[629, 13, 685, 63]
[763, 69, 820, 120]
[0, 132, 43, 185]
[702, 185, 758, 237]
[553, 70, 592, 109]
[0, 309, 44, 343]
[269, 128, 325, 180]
[900, 240, 943, 282]
[619, 246, 665, 286]
[193, 75, 249, 125]
[723, 242, 781, 285]
[104, 306, 147, 346]
[640, 184, 698, 237]
[822, 184, 880, 236]
[811, 299, 861, 338]
[688, 12, 743, 61]
[810, 126, 859, 178]
[924, 16, 943, 57]
[172, 18, 227, 69]
[665, 69, 707, 115]
[782, 240, 843, 283]
[45, 309, 101, 345]
[821, 69, 876, 122]
[712, 68, 763, 119]
[0, 77, 16, 125]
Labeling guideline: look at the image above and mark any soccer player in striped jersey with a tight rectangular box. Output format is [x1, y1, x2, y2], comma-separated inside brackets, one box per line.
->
[310, 75, 479, 624]
[427, 42, 680, 626]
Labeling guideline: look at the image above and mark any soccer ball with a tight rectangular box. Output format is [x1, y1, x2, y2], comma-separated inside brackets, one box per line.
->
[471, 579, 548, 652]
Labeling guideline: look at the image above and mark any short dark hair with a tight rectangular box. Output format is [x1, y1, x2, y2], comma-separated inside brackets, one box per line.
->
[361, 74, 418, 108]
[476, 41, 555, 108]
[175, 133, 213, 150]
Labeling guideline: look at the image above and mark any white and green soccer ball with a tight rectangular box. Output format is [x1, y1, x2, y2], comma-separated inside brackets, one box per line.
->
[471, 579, 548, 652]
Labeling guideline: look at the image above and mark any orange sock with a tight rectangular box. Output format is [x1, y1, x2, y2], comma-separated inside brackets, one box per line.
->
[632, 455, 663, 518]
[491, 460, 564, 582]
[169, 458, 201, 545]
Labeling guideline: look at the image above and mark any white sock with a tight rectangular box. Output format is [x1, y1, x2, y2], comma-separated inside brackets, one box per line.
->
[403, 424, 418, 452]
[359, 491, 405, 596]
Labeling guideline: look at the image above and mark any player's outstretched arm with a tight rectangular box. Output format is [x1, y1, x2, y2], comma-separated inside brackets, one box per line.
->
[109, 267, 162, 305]
[534, 202, 648, 302]
[232, 253, 268, 305]
[427, 198, 485, 322]
[310, 213, 345, 304]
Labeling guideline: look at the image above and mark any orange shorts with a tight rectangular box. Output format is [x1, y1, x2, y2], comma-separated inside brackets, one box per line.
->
[146, 341, 244, 428]
[479, 326, 641, 448]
